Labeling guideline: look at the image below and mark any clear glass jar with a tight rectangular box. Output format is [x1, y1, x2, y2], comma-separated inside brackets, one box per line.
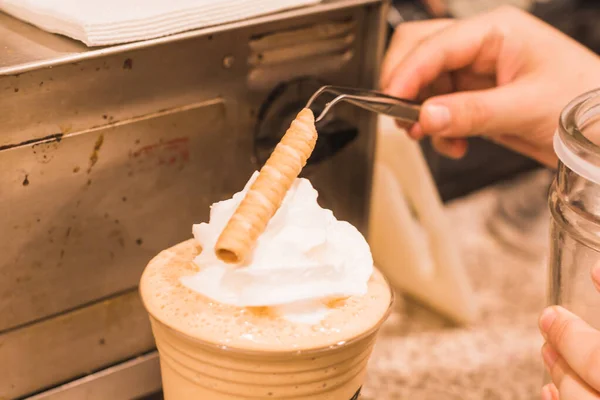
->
[549, 88, 600, 330]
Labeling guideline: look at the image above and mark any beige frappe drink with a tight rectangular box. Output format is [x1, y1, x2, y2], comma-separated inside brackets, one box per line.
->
[140, 109, 392, 399]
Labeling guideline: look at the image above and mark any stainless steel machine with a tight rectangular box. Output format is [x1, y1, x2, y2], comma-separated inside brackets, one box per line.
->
[0, 0, 388, 398]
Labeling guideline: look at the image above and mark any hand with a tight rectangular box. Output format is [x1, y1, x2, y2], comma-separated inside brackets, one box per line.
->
[380, 6, 600, 166]
[421, 0, 447, 16]
[538, 265, 600, 399]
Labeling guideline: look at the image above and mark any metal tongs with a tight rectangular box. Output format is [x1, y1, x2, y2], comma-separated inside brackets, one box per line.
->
[306, 85, 421, 127]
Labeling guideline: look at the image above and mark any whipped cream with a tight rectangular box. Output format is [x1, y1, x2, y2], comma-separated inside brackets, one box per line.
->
[180, 171, 374, 324]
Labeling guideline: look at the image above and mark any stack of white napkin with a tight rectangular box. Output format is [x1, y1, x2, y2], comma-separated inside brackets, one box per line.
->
[0, 0, 321, 47]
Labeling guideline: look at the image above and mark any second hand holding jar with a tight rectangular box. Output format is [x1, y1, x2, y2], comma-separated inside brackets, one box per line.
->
[549, 88, 600, 331]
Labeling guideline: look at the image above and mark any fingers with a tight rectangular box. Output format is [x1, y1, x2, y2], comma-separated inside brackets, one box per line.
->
[417, 73, 455, 102]
[422, 0, 448, 16]
[380, 19, 453, 90]
[451, 69, 496, 92]
[542, 343, 600, 400]
[542, 383, 559, 400]
[431, 137, 468, 159]
[417, 85, 518, 138]
[592, 264, 600, 292]
[399, 121, 467, 159]
[406, 121, 423, 140]
[384, 16, 510, 100]
[383, 14, 529, 139]
[381, 8, 533, 144]
[540, 306, 600, 392]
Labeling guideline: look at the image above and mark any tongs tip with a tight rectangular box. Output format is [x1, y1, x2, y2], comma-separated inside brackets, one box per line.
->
[305, 86, 331, 123]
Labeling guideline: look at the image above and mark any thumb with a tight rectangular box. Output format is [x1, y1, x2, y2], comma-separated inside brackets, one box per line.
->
[419, 86, 519, 138]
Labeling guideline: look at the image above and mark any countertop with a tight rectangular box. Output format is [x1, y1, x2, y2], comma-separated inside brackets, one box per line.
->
[363, 170, 553, 400]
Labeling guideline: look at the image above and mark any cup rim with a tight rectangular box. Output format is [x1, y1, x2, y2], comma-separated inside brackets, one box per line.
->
[557, 88, 600, 175]
[142, 269, 395, 357]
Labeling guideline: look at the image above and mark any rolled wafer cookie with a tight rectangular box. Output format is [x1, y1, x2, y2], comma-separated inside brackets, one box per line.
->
[215, 108, 318, 264]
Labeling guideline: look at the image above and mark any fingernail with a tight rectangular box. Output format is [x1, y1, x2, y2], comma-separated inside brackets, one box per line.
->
[542, 343, 559, 369]
[541, 384, 553, 400]
[423, 104, 451, 131]
[539, 307, 557, 335]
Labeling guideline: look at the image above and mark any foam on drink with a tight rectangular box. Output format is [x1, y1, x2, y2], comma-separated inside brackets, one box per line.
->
[175, 171, 378, 326]
[141, 239, 391, 352]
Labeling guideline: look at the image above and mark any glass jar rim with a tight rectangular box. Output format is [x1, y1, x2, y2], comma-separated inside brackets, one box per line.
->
[556, 88, 600, 184]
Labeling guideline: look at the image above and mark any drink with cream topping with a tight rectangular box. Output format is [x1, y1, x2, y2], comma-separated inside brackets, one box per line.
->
[140, 172, 392, 399]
